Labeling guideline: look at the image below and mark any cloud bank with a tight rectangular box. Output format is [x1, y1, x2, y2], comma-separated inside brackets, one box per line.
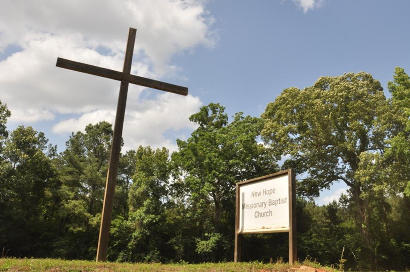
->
[0, 0, 212, 150]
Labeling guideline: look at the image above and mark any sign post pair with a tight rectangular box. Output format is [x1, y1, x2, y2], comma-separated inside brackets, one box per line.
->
[234, 169, 296, 264]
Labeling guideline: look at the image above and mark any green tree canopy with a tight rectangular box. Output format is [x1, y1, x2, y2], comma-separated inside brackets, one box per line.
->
[0, 100, 11, 197]
[386, 67, 410, 195]
[54, 121, 113, 259]
[0, 125, 58, 257]
[261, 72, 389, 198]
[261, 71, 408, 269]
[172, 103, 278, 261]
[109, 146, 173, 262]
[0, 101, 10, 137]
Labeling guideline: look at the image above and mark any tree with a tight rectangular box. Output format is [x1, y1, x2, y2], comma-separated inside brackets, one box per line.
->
[386, 67, 410, 196]
[0, 125, 58, 257]
[261, 72, 394, 269]
[116, 150, 137, 218]
[296, 200, 349, 267]
[0, 100, 10, 146]
[0, 100, 10, 174]
[262, 72, 389, 197]
[382, 67, 410, 269]
[54, 121, 113, 259]
[110, 146, 172, 262]
[172, 103, 278, 261]
[0, 100, 11, 204]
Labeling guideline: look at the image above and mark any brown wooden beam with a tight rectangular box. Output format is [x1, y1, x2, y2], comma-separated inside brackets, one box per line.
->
[128, 74, 188, 96]
[56, 58, 188, 96]
[96, 27, 136, 262]
[56, 58, 123, 81]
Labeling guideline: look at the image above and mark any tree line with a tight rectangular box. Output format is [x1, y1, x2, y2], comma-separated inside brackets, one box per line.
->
[0, 68, 408, 270]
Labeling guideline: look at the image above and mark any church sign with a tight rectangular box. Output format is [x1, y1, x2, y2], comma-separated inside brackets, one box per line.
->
[234, 169, 296, 264]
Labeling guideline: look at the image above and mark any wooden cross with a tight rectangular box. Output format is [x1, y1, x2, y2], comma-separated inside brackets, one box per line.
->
[56, 28, 188, 262]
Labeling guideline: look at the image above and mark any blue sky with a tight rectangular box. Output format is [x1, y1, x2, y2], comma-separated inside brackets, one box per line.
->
[1, 0, 409, 204]
[175, 0, 410, 116]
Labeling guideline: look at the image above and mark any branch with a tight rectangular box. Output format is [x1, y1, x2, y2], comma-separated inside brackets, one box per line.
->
[337, 176, 354, 187]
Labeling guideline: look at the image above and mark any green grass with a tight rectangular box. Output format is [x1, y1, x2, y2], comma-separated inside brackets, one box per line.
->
[0, 258, 337, 271]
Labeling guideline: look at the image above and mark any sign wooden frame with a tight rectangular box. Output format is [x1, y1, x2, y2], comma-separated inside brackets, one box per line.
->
[234, 169, 296, 264]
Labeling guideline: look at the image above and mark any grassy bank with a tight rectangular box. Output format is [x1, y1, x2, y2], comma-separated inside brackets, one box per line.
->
[0, 258, 336, 271]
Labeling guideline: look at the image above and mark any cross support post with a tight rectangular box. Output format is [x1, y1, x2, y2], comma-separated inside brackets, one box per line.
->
[95, 27, 135, 262]
[56, 27, 188, 262]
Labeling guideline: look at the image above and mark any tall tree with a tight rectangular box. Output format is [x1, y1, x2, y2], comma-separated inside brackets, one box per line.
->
[110, 146, 172, 262]
[261, 72, 394, 268]
[385, 67, 410, 195]
[261, 72, 389, 196]
[55, 121, 112, 258]
[0, 100, 11, 196]
[0, 125, 58, 257]
[172, 103, 278, 261]
[0, 100, 10, 146]
[116, 150, 137, 218]
[0, 101, 11, 256]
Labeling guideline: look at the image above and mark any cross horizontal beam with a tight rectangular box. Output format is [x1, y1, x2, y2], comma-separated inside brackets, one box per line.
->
[56, 57, 188, 96]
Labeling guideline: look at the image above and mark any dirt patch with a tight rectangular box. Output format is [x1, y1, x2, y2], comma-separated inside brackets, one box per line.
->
[288, 265, 327, 272]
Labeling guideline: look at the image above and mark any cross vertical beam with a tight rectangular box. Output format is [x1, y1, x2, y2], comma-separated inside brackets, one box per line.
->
[96, 28, 136, 262]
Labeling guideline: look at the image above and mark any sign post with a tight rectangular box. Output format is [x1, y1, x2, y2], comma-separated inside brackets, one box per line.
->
[234, 169, 296, 264]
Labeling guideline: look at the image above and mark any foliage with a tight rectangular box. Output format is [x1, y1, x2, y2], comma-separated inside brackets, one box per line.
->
[110, 146, 173, 262]
[261, 72, 389, 197]
[50, 122, 113, 259]
[0, 100, 10, 146]
[385, 67, 410, 196]
[0, 68, 408, 270]
[172, 103, 278, 262]
[0, 100, 11, 189]
[261, 70, 409, 270]
[0, 124, 58, 257]
[297, 200, 347, 266]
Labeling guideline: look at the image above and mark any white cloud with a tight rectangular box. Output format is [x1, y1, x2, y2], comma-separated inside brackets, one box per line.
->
[0, 0, 213, 72]
[123, 93, 201, 151]
[320, 188, 347, 205]
[9, 108, 55, 123]
[52, 110, 116, 134]
[0, 0, 212, 150]
[52, 94, 201, 152]
[292, 0, 323, 13]
[0, 33, 123, 115]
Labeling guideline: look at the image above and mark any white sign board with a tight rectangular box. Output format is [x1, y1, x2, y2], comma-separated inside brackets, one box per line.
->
[238, 174, 289, 233]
